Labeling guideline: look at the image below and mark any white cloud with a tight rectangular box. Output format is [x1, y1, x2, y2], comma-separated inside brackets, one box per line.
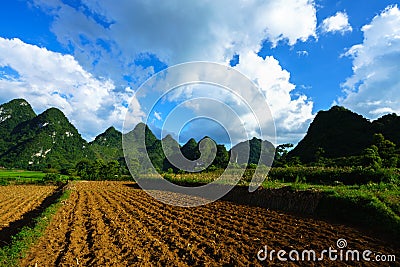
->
[321, 11, 352, 34]
[134, 53, 315, 145]
[32, 0, 317, 73]
[25, 0, 318, 144]
[297, 50, 309, 57]
[234, 51, 314, 144]
[0, 37, 144, 140]
[154, 111, 162, 121]
[339, 5, 400, 118]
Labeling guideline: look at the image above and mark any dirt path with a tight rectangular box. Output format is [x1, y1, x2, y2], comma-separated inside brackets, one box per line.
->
[21, 181, 397, 266]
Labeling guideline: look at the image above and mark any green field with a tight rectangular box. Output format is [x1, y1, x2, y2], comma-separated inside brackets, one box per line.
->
[0, 170, 46, 180]
[0, 170, 71, 185]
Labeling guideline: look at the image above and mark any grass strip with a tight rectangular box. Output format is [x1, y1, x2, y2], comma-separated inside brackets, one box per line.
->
[0, 188, 70, 267]
[316, 187, 400, 243]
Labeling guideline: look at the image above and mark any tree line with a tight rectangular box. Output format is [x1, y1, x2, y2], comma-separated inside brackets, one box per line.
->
[274, 133, 400, 170]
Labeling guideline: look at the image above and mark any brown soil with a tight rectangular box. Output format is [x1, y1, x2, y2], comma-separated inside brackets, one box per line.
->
[0, 185, 57, 231]
[21, 181, 398, 266]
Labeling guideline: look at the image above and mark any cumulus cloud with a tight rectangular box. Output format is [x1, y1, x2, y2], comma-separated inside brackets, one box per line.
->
[32, 0, 317, 74]
[0, 37, 144, 140]
[23, 0, 319, 144]
[234, 51, 314, 144]
[321, 11, 352, 34]
[339, 5, 400, 118]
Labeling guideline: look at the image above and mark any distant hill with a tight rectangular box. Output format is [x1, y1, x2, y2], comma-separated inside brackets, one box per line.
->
[230, 137, 275, 166]
[161, 134, 181, 158]
[180, 138, 200, 161]
[160, 134, 181, 171]
[123, 126, 224, 172]
[0, 106, 94, 170]
[0, 99, 36, 154]
[372, 113, 400, 147]
[288, 106, 400, 163]
[89, 126, 123, 162]
[122, 122, 163, 171]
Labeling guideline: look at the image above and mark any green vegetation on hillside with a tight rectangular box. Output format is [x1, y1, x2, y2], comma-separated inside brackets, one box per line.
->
[287, 106, 400, 166]
[0, 102, 94, 170]
[0, 99, 36, 155]
[231, 137, 275, 166]
[75, 159, 124, 180]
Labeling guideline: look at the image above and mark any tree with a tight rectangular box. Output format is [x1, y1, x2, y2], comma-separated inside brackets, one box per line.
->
[126, 157, 140, 178]
[372, 133, 397, 168]
[181, 138, 200, 161]
[92, 159, 105, 180]
[76, 159, 123, 180]
[76, 159, 93, 180]
[273, 143, 293, 167]
[362, 145, 382, 170]
[212, 145, 229, 169]
[104, 160, 121, 180]
[314, 147, 326, 166]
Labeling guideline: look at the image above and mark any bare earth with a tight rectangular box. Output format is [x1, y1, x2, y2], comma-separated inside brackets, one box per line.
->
[21, 181, 397, 266]
[0, 185, 57, 231]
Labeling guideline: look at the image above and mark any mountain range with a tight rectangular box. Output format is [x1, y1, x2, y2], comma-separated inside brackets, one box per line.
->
[0, 98, 399, 171]
[0, 99, 273, 171]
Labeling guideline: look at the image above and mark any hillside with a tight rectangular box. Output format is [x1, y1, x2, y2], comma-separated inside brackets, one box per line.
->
[89, 126, 123, 163]
[0, 107, 94, 170]
[372, 113, 400, 147]
[288, 106, 400, 164]
[160, 134, 181, 171]
[231, 137, 275, 166]
[123, 125, 230, 172]
[122, 122, 162, 172]
[180, 138, 200, 161]
[0, 99, 36, 154]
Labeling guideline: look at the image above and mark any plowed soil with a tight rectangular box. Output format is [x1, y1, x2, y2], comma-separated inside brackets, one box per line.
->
[0, 185, 57, 231]
[21, 181, 397, 266]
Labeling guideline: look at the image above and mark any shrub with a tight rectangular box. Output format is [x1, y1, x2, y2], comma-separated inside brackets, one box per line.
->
[163, 173, 173, 180]
[42, 173, 60, 183]
[0, 178, 9, 186]
[42, 168, 59, 174]
[268, 167, 399, 185]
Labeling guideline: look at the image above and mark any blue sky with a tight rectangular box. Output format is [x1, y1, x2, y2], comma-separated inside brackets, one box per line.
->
[0, 0, 399, 147]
